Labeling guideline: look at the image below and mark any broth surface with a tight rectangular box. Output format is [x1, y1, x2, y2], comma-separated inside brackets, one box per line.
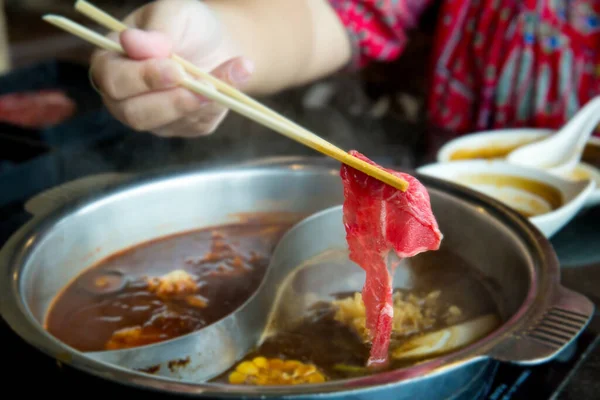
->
[45, 219, 297, 352]
[215, 248, 501, 384]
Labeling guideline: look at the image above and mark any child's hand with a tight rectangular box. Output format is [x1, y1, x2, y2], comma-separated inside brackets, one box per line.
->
[90, 0, 253, 137]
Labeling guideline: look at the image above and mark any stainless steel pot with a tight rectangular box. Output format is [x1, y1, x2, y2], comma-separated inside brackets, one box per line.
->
[0, 158, 594, 399]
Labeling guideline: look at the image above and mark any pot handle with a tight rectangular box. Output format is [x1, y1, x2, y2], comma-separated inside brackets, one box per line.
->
[488, 285, 595, 365]
[24, 173, 131, 217]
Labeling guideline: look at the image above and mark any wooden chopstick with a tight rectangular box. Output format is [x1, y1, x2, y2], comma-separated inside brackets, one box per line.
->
[73, 1, 410, 192]
[43, 8, 409, 192]
[75, 1, 290, 125]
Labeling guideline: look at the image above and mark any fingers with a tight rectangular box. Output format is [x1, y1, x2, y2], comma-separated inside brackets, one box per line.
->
[210, 57, 254, 89]
[103, 56, 253, 135]
[106, 87, 208, 132]
[91, 30, 184, 101]
[120, 29, 172, 60]
[92, 25, 254, 137]
[153, 104, 228, 137]
[92, 55, 185, 101]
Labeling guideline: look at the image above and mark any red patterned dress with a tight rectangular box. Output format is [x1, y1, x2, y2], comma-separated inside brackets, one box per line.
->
[329, 0, 600, 136]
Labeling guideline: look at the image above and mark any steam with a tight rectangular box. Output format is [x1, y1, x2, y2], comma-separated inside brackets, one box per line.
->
[127, 73, 422, 171]
[17, 69, 424, 212]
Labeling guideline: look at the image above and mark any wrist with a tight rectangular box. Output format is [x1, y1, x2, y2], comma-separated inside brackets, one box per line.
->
[202, 0, 351, 95]
[204, 0, 327, 95]
[203, 0, 266, 94]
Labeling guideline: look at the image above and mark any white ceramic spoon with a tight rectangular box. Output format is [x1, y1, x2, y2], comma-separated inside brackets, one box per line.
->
[417, 160, 596, 238]
[506, 96, 600, 175]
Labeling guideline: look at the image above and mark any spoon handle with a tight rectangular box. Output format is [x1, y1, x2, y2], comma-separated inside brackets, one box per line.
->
[508, 95, 600, 170]
[560, 95, 600, 155]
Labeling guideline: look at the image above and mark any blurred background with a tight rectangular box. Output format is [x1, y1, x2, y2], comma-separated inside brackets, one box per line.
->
[0, 0, 444, 193]
[0, 0, 441, 245]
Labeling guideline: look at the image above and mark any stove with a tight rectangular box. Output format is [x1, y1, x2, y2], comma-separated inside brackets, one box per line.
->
[2, 61, 600, 399]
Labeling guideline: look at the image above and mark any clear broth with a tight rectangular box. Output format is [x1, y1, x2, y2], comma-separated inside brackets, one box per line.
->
[213, 247, 502, 383]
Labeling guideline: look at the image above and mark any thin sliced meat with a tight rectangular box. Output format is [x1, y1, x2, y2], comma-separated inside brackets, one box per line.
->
[340, 150, 443, 367]
[0, 90, 76, 128]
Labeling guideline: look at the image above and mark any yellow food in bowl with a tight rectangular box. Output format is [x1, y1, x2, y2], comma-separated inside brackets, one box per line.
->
[228, 357, 326, 385]
[456, 174, 563, 217]
[449, 140, 537, 161]
[448, 139, 600, 170]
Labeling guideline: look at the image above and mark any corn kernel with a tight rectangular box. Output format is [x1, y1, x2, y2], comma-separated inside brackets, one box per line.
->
[252, 356, 268, 369]
[228, 371, 247, 384]
[296, 364, 316, 376]
[306, 373, 325, 383]
[274, 377, 285, 385]
[269, 358, 284, 369]
[283, 360, 302, 370]
[229, 357, 326, 386]
[269, 369, 283, 379]
[236, 361, 259, 375]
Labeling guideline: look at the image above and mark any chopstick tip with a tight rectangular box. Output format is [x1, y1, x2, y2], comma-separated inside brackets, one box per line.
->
[42, 15, 57, 25]
[74, 0, 88, 10]
[42, 14, 63, 22]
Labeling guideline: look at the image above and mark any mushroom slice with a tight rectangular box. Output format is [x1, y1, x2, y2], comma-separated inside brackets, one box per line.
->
[391, 314, 500, 360]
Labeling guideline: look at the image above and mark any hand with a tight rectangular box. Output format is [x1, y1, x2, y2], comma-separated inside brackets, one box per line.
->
[90, 0, 254, 137]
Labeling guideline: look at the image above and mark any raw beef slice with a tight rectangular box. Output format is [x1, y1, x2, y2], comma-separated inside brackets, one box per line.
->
[0, 90, 76, 128]
[340, 150, 443, 367]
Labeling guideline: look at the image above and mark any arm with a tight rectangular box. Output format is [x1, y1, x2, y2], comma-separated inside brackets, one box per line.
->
[211, 0, 433, 93]
[205, 0, 353, 95]
[91, 0, 430, 137]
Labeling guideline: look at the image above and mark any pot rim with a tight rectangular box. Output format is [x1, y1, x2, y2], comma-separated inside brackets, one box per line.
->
[0, 161, 561, 397]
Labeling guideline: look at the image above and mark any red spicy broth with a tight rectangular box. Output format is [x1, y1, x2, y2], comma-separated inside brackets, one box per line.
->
[45, 217, 299, 352]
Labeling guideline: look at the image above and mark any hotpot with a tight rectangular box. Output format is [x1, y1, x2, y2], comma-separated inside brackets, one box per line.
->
[0, 157, 594, 399]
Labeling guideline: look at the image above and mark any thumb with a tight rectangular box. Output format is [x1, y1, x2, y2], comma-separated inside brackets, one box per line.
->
[210, 56, 255, 88]
[120, 28, 172, 60]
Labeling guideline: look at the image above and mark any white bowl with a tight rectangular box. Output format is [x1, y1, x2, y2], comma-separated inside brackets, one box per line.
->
[436, 128, 600, 207]
[417, 160, 596, 238]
